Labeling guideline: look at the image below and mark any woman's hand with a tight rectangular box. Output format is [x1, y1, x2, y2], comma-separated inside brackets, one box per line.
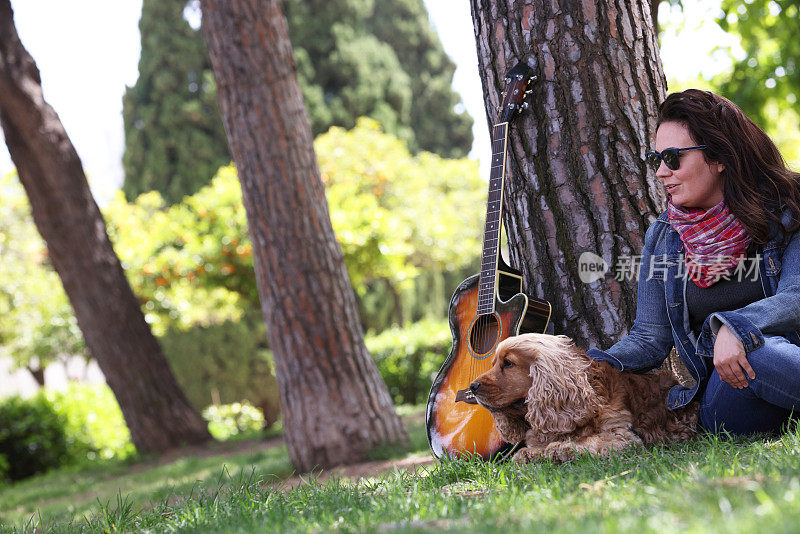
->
[713, 324, 755, 389]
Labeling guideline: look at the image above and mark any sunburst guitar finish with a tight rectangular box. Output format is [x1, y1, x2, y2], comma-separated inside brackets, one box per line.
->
[426, 258, 550, 460]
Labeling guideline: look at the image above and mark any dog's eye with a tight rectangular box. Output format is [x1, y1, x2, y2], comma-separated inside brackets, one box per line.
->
[501, 359, 514, 369]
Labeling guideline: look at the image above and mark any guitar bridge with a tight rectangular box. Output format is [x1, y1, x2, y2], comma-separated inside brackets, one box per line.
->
[455, 388, 478, 405]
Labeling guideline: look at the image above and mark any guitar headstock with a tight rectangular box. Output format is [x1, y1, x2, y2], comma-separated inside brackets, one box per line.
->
[496, 61, 536, 124]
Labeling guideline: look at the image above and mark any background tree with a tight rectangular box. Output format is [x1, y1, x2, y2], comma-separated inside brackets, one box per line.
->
[468, 0, 668, 348]
[0, 171, 87, 386]
[201, 0, 409, 472]
[122, 0, 230, 204]
[364, 0, 473, 158]
[0, 0, 210, 453]
[714, 1, 800, 161]
[123, 0, 473, 203]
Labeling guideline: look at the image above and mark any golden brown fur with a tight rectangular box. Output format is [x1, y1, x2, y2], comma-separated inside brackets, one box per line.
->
[470, 333, 697, 463]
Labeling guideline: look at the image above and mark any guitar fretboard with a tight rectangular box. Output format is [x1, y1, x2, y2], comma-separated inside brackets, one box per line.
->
[477, 122, 508, 315]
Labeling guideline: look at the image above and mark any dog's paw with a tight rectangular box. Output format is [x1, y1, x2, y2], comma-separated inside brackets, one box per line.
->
[511, 446, 545, 463]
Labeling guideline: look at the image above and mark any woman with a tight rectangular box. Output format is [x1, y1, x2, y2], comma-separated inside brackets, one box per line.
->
[588, 89, 800, 435]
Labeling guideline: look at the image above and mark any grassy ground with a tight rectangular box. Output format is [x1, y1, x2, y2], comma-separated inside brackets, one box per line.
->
[3, 406, 800, 532]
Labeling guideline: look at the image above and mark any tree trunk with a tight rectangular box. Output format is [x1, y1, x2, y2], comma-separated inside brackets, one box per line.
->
[201, 0, 409, 472]
[27, 365, 44, 387]
[0, 0, 210, 452]
[651, 0, 660, 35]
[469, 0, 668, 348]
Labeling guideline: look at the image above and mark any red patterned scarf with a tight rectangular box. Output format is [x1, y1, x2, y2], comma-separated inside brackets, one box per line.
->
[667, 199, 751, 288]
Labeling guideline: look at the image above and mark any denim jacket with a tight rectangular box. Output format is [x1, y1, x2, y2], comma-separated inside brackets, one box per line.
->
[587, 206, 800, 409]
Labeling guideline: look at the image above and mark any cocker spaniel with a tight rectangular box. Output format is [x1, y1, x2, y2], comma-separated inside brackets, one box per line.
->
[470, 333, 697, 463]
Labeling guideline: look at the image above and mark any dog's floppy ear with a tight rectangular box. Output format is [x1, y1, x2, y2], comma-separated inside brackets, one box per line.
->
[523, 335, 599, 439]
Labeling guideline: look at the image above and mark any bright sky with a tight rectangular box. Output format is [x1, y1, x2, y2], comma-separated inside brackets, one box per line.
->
[0, 0, 740, 205]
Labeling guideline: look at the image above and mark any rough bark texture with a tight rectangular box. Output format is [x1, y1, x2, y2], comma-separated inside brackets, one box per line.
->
[201, 0, 409, 473]
[470, 0, 668, 348]
[0, 0, 210, 452]
[650, 0, 660, 35]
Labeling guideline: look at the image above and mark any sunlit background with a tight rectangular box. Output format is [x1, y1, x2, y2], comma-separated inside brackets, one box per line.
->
[4, 0, 794, 205]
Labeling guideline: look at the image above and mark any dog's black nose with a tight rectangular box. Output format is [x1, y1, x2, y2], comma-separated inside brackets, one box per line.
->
[469, 381, 481, 393]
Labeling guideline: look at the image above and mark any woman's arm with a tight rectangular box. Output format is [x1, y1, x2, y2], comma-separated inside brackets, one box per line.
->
[587, 220, 674, 372]
[702, 226, 800, 354]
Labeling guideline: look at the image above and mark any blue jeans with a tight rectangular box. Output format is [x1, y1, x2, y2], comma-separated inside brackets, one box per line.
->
[699, 335, 800, 435]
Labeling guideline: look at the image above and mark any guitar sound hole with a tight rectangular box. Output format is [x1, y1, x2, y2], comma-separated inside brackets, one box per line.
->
[469, 313, 500, 356]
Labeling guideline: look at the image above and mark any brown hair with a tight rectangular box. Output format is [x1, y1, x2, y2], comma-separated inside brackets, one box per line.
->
[657, 89, 800, 244]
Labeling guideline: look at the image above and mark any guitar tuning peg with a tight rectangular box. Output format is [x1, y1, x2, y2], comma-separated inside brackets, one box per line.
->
[524, 89, 533, 95]
[520, 102, 530, 111]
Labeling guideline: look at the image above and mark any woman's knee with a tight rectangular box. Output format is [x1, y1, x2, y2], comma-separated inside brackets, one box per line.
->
[746, 335, 800, 377]
[700, 369, 791, 435]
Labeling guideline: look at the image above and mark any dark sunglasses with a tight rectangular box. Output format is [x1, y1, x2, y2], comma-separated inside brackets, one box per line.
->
[645, 145, 707, 171]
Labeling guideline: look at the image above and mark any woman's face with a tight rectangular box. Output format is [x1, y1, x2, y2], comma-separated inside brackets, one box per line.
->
[654, 121, 724, 210]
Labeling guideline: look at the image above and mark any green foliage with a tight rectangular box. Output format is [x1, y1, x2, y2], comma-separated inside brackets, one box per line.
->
[357, 265, 477, 333]
[104, 166, 253, 336]
[715, 0, 800, 166]
[43, 383, 135, 462]
[365, 317, 450, 404]
[0, 395, 69, 481]
[365, 0, 473, 158]
[122, 0, 230, 204]
[107, 120, 484, 333]
[202, 402, 266, 442]
[158, 315, 281, 428]
[122, 0, 472, 202]
[316, 118, 484, 300]
[0, 171, 87, 375]
[287, 0, 473, 157]
[0, 385, 133, 482]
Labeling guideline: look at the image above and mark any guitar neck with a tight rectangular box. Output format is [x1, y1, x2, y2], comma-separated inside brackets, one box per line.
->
[477, 122, 509, 315]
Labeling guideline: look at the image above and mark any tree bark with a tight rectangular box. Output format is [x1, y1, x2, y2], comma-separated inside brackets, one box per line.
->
[201, 0, 409, 472]
[27, 365, 44, 387]
[650, 0, 660, 35]
[469, 0, 668, 348]
[0, 0, 210, 452]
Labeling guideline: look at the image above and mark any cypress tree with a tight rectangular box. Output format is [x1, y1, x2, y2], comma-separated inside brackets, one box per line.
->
[366, 0, 473, 158]
[123, 0, 230, 204]
[123, 0, 473, 202]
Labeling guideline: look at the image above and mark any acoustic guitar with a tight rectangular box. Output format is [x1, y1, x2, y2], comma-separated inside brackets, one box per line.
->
[425, 61, 552, 460]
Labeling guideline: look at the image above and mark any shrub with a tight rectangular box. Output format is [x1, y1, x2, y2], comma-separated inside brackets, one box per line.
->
[43, 383, 134, 461]
[202, 402, 265, 441]
[365, 317, 451, 405]
[160, 313, 281, 428]
[0, 395, 69, 481]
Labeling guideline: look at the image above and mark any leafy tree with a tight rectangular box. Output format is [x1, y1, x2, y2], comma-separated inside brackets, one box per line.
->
[123, 0, 473, 203]
[109, 119, 484, 331]
[105, 167, 253, 336]
[365, 0, 473, 158]
[122, 0, 230, 204]
[717, 0, 797, 124]
[317, 118, 484, 324]
[715, 0, 800, 165]
[0, 172, 87, 384]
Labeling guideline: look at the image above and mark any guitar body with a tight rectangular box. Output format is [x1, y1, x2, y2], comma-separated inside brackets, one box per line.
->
[426, 257, 551, 460]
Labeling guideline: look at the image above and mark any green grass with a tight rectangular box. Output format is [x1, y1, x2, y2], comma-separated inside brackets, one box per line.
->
[3, 408, 800, 532]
